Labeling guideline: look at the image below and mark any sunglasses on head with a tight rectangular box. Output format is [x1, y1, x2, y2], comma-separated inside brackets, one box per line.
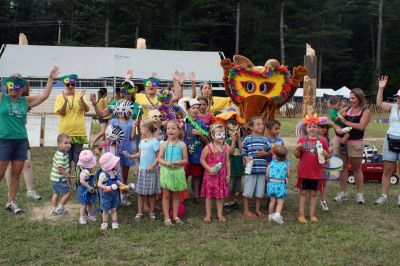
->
[65, 83, 76, 87]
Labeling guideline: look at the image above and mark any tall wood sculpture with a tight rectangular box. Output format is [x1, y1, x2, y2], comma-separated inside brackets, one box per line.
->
[302, 43, 317, 116]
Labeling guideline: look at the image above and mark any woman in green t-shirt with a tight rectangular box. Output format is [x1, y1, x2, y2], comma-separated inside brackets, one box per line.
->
[0, 66, 59, 214]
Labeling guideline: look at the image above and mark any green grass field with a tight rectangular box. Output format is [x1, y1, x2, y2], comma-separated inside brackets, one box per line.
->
[1, 118, 399, 265]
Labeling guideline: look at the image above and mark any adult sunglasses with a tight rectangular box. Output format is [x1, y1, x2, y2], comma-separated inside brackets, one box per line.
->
[65, 83, 76, 87]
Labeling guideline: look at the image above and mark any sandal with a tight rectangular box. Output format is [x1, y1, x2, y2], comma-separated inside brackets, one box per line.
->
[217, 216, 227, 224]
[174, 217, 184, 224]
[164, 219, 173, 225]
[241, 213, 257, 219]
[256, 212, 266, 219]
[149, 213, 156, 220]
[134, 213, 143, 220]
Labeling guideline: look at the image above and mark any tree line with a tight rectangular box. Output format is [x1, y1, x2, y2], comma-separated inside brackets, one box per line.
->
[1, 0, 399, 97]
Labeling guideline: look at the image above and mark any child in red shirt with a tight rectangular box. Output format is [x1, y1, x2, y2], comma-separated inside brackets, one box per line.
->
[294, 114, 329, 223]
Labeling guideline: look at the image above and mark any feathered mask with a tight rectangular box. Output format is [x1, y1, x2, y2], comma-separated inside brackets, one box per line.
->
[120, 80, 138, 95]
[2, 77, 27, 90]
[61, 74, 78, 84]
[143, 77, 160, 87]
[157, 89, 174, 103]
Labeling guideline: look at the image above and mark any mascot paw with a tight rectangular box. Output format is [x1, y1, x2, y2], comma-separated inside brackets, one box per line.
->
[293, 65, 308, 78]
[220, 58, 234, 70]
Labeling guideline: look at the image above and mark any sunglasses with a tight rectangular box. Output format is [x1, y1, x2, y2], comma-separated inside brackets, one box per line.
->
[65, 83, 76, 87]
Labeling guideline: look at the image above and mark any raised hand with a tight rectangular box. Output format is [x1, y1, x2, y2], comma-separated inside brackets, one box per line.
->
[378, 75, 388, 90]
[125, 69, 134, 80]
[79, 89, 86, 98]
[187, 72, 196, 82]
[172, 71, 185, 84]
[49, 66, 59, 79]
[90, 93, 97, 104]
[63, 91, 69, 101]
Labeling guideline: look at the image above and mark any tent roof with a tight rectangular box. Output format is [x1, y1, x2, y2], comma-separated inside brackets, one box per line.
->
[336, 86, 351, 98]
[294, 88, 337, 98]
[0, 44, 224, 81]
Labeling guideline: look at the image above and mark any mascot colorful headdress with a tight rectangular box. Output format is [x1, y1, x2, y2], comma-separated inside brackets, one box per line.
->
[295, 113, 328, 138]
[105, 124, 125, 145]
[157, 89, 174, 103]
[220, 55, 307, 122]
[61, 74, 78, 84]
[2, 77, 27, 90]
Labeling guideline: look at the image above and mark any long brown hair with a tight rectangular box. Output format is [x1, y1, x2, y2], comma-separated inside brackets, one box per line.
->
[351, 88, 367, 108]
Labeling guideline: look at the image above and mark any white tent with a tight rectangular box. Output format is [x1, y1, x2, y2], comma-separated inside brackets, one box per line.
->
[0, 44, 224, 82]
[294, 88, 337, 98]
[336, 86, 351, 98]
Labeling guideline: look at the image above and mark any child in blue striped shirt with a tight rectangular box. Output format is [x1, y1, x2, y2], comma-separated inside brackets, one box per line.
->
[242, 117, 270, 219]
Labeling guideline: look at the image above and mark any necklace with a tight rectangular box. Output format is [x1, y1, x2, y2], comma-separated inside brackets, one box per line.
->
[186, 115, 209, 137]
[66, 93, 75, 111]
[167, 139, 179, 162]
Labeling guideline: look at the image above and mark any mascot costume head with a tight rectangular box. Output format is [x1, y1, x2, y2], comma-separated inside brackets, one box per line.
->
[220, 55, 307, 123]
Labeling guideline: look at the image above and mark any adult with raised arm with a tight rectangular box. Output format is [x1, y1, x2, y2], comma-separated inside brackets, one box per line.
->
[0, 66, 59, 213]
[333, 88, 371, 204]
[374, 75, 400, 205]
[190, 73, 231, 115]
[54, 74, 90, 170]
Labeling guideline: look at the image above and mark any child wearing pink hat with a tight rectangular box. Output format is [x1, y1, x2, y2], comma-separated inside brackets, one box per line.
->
[97, 152, 127, 230]
[76, 150, 98, 225]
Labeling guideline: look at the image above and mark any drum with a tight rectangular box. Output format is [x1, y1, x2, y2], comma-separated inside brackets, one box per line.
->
[322, 155, 343, 180]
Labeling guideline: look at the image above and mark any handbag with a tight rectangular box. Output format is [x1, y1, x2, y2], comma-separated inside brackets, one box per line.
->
[387, 135, 400, 153]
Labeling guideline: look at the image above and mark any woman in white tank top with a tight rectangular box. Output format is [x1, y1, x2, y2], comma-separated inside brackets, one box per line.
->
[375, 75, 400, 206]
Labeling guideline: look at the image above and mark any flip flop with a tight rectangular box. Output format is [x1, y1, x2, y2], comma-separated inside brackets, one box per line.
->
[217, 216, 227, 224]
[241, 213, 257, 219]
[203, 216, 212, 223]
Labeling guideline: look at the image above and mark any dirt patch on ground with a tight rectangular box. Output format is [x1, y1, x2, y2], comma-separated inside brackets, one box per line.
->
[29, 203, 81, 224]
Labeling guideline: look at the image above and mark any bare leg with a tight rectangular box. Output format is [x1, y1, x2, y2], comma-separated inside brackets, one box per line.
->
[172, 192, 180, 219]
[309, 190, 317, 217]
[137, 195, 144, 214]
[162, 189, 171, 220]
[216, 199, 225, 222]
[193, 176, 200, 199]
[321, 180, 328, 202]
[299, 190, 307, 217]
[87, 205, 93, 216]
[242, 197, 256, 217]
[381, 161, 397, 195]
[339, 155, 349, 193]
[91, 123, 106, 147]
[111, 208, 117, 222]
[0, 160, 10, 181]
[255, 198, 265, 218]
[51, 194, 59, 208]
[268, 198, 277, 214]
[8, 160, 25, 202]
[80, 205, 87, 217]
[102, 210, 109, 223]
[276, 199, 285, 214]
[22, 151, 34, 192]
[350, 157, 364, 193]
[204, 198, 212, 221]
[148, 195, 156, 213]
[59, 191, 71, 206]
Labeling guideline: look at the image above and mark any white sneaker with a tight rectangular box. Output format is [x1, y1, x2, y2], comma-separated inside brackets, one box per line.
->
[375, 195, 388, 205]
[55, 206, 69, 215]
[79, 217, 87, 225]
[356, 193, 365, 204]
[50, 207, 58, 215]
[334, 192, 349, 202]
[111, 222, 119, 229]
[87, 215, 97, 222]
[272, 213, 284, 224]
[100, 222, 108, 230]
[121, 198, 132, 206]
[26, 190, 42, 200]
[5, 201, 23, 214]
[320, 200, 329, 211]
[267, 213, 274, 221]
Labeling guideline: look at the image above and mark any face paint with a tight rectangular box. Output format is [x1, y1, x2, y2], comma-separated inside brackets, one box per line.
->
[215, 131, 225, 140]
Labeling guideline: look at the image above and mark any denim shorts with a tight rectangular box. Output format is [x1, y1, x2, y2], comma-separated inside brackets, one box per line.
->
[382, 135, 400, 161]
[100, 190, 120, 211]
[51, 179, 71, 195]
[242, 174, 265, 199]
[76, 185, 97, 205]
[0, 138, 29, 161]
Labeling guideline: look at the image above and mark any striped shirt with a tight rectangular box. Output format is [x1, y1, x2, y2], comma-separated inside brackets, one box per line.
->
[50, 150, 70, 182]
[242, 135, 271, 174]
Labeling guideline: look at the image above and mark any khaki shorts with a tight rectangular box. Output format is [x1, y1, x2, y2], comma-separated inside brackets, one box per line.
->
[333, 138, 364, 158]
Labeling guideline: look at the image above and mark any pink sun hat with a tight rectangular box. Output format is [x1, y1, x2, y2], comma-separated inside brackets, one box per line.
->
[77, 150, 97, 169]
[99, 152, 120, 171]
